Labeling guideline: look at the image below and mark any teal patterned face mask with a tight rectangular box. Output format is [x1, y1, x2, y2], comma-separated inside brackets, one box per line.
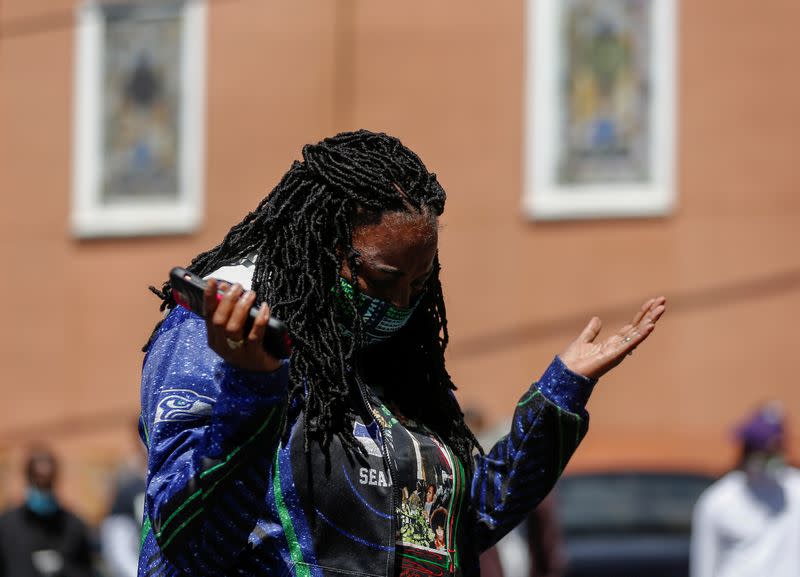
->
[335, 277, 420, 345]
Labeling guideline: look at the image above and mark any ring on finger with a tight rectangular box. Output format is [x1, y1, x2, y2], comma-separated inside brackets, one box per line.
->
[226, 337, 245, 350]
[623, 336, 632, 343]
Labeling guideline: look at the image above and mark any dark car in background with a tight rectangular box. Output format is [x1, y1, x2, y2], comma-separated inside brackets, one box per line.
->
[556, 471, 717, 577]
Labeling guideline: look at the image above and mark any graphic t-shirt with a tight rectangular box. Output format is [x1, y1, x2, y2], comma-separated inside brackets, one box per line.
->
[369, 397, 467, 577]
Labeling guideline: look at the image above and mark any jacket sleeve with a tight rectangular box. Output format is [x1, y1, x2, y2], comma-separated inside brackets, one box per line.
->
[140, 308, 289, 575]
[470, 356, 593, 551]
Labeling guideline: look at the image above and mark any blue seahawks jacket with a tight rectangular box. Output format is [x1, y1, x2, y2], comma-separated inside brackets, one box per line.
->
[138, 307, 593, 577]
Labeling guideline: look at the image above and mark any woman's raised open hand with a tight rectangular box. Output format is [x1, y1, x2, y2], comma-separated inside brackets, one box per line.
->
[559, 296, 666, 381]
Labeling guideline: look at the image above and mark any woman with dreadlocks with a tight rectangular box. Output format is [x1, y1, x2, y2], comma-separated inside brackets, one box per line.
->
[138, 130, 665, 577]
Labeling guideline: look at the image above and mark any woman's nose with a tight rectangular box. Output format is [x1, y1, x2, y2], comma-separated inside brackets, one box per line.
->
[387, 286, 411, 309]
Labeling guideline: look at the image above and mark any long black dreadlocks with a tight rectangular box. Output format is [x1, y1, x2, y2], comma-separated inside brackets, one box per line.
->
[145, 129, 481, 468]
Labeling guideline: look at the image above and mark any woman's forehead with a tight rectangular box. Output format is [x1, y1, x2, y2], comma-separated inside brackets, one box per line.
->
[352, 211, 438, 259]
[354, 209, 437, 236]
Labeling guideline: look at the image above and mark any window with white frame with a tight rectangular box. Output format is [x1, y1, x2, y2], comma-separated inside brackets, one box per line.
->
[72, 0, 205, 237]
[524, 0, 677, 220]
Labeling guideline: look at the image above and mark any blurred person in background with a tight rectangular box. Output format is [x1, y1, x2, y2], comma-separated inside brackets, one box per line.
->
[525, 493, 565, 577]
[139, 130, 665, 577]
[0, 447, 93, 577]
[100, 422, 146, 577]
[690, 402, 800, 577]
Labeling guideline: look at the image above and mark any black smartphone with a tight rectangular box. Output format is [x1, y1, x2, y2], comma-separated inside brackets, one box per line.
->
[169, 267, 292, 359]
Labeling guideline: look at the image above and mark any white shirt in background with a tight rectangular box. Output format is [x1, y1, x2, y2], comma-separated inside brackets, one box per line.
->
[690, 467, 800, 577]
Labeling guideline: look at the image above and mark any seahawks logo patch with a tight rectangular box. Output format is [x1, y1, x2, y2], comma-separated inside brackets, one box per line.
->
[155, 390, 215, 423]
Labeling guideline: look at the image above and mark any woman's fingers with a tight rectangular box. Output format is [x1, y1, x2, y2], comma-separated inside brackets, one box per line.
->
[647, 296, 666, 319]
[631, 297, 655, 327]
[634, 297, 666, 336]
[203, 278, 221, 318]
[617, 297, 666, 353]
[247, 303, 270, 346]
[578, 316, 603, 343]
[226, 290, 256, 341]
[211, 283, 242, 337]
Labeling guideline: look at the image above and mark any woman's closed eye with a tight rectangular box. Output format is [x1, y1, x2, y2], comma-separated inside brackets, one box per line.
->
[411, 276, 431, 293]
[364, 275, 396, 292]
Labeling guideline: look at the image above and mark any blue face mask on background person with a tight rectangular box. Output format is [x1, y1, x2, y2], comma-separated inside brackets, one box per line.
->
[335, 277, 421, 345]
[26, 487, 59, 516]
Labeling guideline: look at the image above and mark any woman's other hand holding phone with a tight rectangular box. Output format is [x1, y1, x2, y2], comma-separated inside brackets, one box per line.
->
[203, 279, 283, 373]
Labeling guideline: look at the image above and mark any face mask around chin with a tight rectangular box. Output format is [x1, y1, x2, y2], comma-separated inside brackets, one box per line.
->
[334, 277, 421, 346]
[26, 487, 59, 516]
